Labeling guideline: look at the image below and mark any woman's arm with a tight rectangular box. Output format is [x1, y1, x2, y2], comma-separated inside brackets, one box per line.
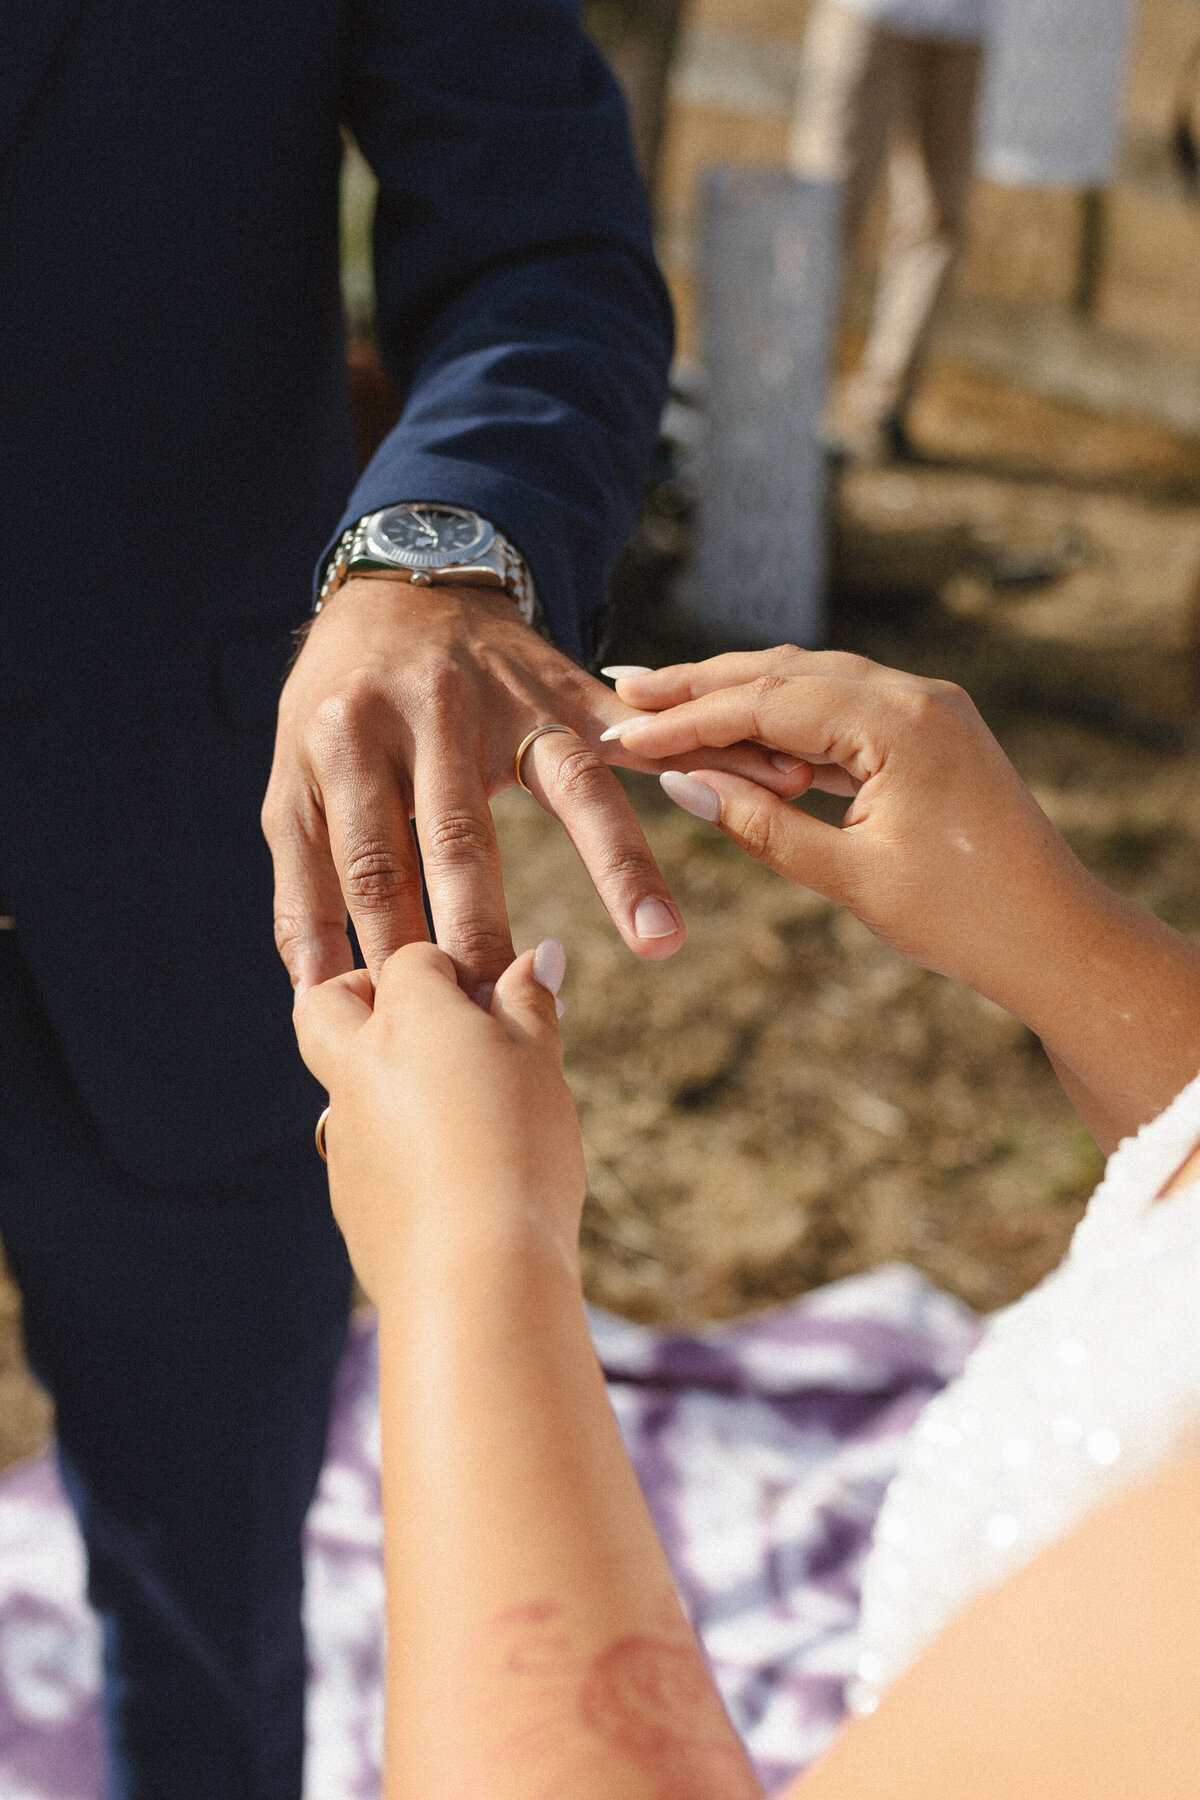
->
[295, 944, 761, 1799]
[607, 650, 1200, 1151]
[792, 1435, 1200, 1800]
[296, 941, 1200, 1799]
[377, 1238, 761, 1799]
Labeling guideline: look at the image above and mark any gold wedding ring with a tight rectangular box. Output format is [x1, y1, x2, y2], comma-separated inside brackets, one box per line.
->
[513, 723, 580, 793]
[315, 1106, 331, 1163]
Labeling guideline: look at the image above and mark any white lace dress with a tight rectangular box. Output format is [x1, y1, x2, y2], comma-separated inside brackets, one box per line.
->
[850, 1069, 1200, 1715]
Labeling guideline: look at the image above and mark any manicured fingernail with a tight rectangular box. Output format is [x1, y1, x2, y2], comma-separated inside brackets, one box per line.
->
[770, 753, 804, 774]
[555, 998, 565, 1019]
[473, 981, 496, 1011]
[634, 897, 679, 940]
[532, 936, 567, 996]
[600, 665, 654, 679]
[599, 715, 656, 742]
[659, 770, 722, 824]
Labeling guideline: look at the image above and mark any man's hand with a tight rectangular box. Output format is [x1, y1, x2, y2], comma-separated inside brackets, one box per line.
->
[262, 581, 808, 998]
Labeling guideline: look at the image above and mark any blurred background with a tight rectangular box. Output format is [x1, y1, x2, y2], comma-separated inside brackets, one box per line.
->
[5, 0, 1200, 1467]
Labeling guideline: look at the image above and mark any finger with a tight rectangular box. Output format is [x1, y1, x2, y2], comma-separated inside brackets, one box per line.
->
[318, 746, 431, 980]
[412, 729, 515, 994]
[373, 939, 461, 1007]
[659, 770, 851, 899]
[611, 647, 876, 710]
[490, 941, 564, 1055]
[588, 665, 813, 797]
[609, 647, 812, 710]
[608, 734, 816, 798]
[521, 731, 686, 960]
[262, 783, 355, 996]
[598, 677, 875, 776]
[292, 968, 375, 1088]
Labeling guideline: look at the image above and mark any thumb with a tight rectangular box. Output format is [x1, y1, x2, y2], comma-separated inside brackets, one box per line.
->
[659, 770, 853, 902]
[491, 937, 566, 1054]
[293, 968, 375, 1089]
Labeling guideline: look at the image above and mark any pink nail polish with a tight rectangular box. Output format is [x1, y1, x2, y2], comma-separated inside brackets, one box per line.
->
[599, 715, 656, 743]
[634, 897, 678, 940]
[659, 770, 722, 824]
[472, 981, 496, 1011]
[532, 936, 567, 996]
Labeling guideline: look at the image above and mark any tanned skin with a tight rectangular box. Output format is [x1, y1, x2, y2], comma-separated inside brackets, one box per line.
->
[295, 647, 1200, 1799]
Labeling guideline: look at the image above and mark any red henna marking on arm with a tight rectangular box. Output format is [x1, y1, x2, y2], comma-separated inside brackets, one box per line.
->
[578, 1634, 762, 1798]
[487, 1600, 574, 1674]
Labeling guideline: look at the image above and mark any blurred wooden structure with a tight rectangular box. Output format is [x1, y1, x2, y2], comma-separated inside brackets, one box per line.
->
[655, 0, 1200, 392]
[689, 168, 840, 645]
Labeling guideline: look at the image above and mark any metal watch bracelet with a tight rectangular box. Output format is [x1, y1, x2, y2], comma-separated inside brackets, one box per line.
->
[315, 515, 539, 630]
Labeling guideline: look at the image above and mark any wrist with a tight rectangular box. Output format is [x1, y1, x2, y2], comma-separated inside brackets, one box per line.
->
[956, 853, 1105, 1029]
[963, 862, 1200, 1102]
[363, 1198, 583, 1321]
[317, 503, 540, 630]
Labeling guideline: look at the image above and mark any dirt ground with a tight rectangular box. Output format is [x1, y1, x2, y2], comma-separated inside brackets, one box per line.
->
[541, 351, 1200, 1324]
[2, 347, 1200, 1471]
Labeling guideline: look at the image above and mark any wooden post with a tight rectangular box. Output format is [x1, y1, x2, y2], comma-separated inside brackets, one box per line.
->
[1073, 186, 1107, 318]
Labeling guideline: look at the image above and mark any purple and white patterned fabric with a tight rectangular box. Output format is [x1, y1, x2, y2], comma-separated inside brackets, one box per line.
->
[0, 1263, 979, 1799]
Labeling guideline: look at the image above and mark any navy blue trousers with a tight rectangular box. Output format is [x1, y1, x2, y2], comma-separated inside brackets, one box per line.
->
[0, 932, 353, 1799]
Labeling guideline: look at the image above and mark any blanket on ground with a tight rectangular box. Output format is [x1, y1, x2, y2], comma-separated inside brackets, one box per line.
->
[0, 1263, 979, 1798]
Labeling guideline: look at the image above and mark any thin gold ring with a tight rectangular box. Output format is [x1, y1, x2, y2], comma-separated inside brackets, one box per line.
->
[315, 1106, 331, 1163]
[513, 723, 580, 793]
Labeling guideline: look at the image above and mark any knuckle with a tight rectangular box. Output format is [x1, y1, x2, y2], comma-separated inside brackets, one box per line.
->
[738, 798, 780, 864]
[342, 840, 411, 909]
[260, 794, 284, 842]
[901, 680, 963, 731]
[749, 673, 789, 705]
[409, 651, 473, 719]
[446, 920, 513, 968]
[272, 913, 306, 959]
[930, 676, 971, 711]
[306, 671, 390, 762]
[262, 782, 323, 850]
[599, 843, 659, 887]
[421, 808, 496, 868]
[552, 742, 612, 805]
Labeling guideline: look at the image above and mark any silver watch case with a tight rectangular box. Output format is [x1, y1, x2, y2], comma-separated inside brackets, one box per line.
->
[359, 503, 500, 579]
[317, 503, 536, 628]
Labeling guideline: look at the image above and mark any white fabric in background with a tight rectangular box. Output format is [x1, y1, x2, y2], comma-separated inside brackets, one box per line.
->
[977, 0, 1134, 187]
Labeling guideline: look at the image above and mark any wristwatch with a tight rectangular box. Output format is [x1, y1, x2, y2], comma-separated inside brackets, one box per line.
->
[316, 502, 538, 629]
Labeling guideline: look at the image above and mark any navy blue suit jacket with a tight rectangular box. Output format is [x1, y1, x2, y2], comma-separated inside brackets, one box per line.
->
[0, 0, 672, 1185]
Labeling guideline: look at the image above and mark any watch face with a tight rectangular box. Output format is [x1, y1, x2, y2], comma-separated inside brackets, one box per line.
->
[367, 504, 494, 569]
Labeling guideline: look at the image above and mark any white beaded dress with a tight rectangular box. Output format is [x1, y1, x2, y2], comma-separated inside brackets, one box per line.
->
[850, 1069, 1200, 1715]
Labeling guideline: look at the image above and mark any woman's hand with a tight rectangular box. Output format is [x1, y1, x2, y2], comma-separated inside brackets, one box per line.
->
[293, 938, 586, 1309]
[605, 648, 1082, 1002]
[605, 648, 1200, 1149]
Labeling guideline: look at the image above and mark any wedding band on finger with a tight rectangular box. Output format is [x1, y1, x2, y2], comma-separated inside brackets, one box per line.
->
[315, 1105, 331, 1163]
[513, 723, 581, 794]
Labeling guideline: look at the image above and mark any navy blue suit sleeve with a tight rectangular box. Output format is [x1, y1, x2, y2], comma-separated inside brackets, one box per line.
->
[330, 0, 675, 660]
